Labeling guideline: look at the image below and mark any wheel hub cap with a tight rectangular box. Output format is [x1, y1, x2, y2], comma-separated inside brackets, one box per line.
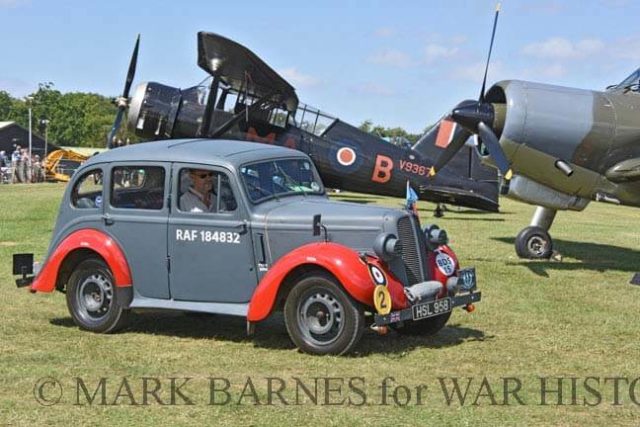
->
[528, 236, 548, 256]
[298, 291, 344, 345]
[77, 273, 113, 319]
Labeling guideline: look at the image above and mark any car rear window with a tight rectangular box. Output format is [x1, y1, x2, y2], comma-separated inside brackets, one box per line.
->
[110, 166, 166, 210]
[71, 169, 103, 209]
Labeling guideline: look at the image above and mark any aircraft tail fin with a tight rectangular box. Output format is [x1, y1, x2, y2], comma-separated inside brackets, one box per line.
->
[412, 118, 498, 184]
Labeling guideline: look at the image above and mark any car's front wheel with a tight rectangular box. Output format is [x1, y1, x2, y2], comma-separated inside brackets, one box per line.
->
[284, 272, 364, 355]
[66, 258, 129, 333]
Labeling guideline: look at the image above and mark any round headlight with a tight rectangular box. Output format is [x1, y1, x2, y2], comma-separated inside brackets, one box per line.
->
[373, 233, 402, 261]
[424, 225, 448, 250]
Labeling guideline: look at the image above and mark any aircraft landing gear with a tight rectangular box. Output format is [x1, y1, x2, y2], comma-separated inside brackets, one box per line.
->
[434, 204, 447, 218]
[515, 206, 556, 259]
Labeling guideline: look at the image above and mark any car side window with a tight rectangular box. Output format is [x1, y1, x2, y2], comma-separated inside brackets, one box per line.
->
[178, 168, 237, 213]
[110, 166, 166, 210]
[71, 169, 103, 209]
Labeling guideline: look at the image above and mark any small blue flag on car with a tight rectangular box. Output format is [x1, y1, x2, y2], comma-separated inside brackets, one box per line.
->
[405, 180, 418, 215]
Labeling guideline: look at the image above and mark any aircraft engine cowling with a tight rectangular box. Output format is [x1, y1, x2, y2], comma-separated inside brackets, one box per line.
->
[127, 82, 206, 140]
[485, 80, 616, 173]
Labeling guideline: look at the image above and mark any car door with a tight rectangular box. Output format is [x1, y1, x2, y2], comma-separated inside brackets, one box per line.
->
[168, 163, 257, 303]
[104, 162, 170, 299]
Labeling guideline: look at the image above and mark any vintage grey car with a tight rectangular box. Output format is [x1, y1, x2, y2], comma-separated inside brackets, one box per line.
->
[14, 139, 481, 355]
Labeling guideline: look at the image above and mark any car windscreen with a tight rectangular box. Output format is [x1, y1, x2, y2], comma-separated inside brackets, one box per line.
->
[240, 158, 324, 203]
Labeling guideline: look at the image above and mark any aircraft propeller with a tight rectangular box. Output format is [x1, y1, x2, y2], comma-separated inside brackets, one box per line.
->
[107, 34, 140, 149]
[429, 3, 513, 181]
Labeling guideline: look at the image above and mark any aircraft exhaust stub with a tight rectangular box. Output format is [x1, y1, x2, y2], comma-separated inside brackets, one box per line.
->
[554, 160, 574, 177]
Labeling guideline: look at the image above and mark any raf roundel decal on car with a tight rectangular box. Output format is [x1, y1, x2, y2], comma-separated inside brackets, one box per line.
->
[367, 264, 387, 286]
[435, 252, 456, 276]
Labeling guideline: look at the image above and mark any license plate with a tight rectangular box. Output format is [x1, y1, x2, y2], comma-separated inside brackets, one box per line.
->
[412, 298, 452, 321]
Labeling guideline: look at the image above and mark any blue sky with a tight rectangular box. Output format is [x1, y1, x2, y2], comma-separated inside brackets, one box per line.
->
[2, 0, 640, 133]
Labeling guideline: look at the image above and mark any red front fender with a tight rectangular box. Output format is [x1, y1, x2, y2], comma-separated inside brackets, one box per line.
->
[247, 242, 407, 322]
[31, 229, 132, 293]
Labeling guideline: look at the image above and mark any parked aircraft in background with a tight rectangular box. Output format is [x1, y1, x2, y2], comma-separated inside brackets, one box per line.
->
[429, 4, 640, 258]
[107, 32, 500, 213]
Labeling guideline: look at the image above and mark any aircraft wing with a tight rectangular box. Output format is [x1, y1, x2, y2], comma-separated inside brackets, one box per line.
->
[197, 32, 299, 112]
[417, 183, 499, 212]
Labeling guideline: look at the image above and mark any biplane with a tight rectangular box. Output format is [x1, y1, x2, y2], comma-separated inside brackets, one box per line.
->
[110, 32, 500, 212]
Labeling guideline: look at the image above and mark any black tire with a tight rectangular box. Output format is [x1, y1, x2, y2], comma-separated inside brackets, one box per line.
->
[284, 272, 364, 355]
[396, 311, 451, 336]
[66, 258, 129, 333]
[515, 226, 553, 259]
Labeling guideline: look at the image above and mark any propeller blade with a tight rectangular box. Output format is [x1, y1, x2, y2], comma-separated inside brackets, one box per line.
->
[477, 121, 512, 180]
[479, 3, 501, 102]
[429, 125, 472, 176]
[123, 34, 140, 99]
[107, 108, 125, 149]
[106, 35, 140, 149]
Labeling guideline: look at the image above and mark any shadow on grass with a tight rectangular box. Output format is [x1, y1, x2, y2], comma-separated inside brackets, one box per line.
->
[50, 312, 489, 356]
[494, 237, 640, 276]
[434, 208, 509, 215]
[353, 323, 490, 357]
[426, 217, 506, 222]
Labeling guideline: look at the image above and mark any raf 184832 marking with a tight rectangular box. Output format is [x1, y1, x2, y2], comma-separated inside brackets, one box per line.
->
[176, 229, 241, 244]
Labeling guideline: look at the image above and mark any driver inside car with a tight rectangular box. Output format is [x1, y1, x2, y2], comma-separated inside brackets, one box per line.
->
[179, 169, 237, 213]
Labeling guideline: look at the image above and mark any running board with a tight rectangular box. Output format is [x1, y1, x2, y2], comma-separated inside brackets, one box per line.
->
[129, 296, 248, 317]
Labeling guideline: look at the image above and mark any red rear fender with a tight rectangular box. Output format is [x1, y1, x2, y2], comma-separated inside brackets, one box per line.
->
[31, 229, 132, 293]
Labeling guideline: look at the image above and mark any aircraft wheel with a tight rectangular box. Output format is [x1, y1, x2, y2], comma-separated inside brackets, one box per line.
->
[515, 226, 553, 259]
[66, 258, 130, 333]
[395, 311, 451, 336]
[284, 272, 364, 355]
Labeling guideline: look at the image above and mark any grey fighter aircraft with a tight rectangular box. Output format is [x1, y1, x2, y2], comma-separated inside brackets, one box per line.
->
[429, 4, 640, 259]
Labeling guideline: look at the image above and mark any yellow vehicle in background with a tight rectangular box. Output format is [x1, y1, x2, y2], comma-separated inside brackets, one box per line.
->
[43, 147, 104, 182]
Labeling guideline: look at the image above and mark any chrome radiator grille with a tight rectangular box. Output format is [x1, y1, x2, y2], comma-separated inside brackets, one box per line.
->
[397, 216, 426, 284]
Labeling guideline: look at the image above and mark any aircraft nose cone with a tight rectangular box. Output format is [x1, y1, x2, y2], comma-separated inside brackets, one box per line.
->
[451, 102, 495, 133]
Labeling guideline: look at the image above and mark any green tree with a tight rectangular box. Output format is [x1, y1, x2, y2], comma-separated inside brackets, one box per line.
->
[358, 119, 373, 133]
[1, 83, 119, 148]
[0, 90, 13, 120]
[358, 120, 423, 144]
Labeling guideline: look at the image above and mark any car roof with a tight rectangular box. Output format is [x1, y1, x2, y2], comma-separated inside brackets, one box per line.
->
[82, 138, 305, 169]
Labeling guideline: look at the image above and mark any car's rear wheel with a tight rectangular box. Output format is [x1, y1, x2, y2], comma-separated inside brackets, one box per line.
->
[396, 311, 451, 336]
[284, 272, 364, 355]
[66, 258, 129, 333]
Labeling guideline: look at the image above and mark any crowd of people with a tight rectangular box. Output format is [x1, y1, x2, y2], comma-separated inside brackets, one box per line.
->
[0, 145, 46, 184]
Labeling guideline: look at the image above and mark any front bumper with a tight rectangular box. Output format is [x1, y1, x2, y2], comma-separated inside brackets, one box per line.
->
[373, 267, 481, 326]
[374, 291, 481, 326]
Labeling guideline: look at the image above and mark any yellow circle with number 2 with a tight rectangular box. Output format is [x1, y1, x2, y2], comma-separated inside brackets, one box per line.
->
[374, 285, 392, 315]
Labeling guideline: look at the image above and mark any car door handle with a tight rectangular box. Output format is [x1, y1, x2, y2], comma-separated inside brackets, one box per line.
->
[234, 221, 248, 234]
[102, 214, 114, 226]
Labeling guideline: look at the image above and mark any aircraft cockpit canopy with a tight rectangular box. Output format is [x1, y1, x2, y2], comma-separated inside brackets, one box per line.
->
[608, 67, 640, 92]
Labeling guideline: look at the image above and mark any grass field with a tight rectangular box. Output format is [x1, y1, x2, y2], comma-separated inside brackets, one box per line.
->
[1, 183, 639, 426]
